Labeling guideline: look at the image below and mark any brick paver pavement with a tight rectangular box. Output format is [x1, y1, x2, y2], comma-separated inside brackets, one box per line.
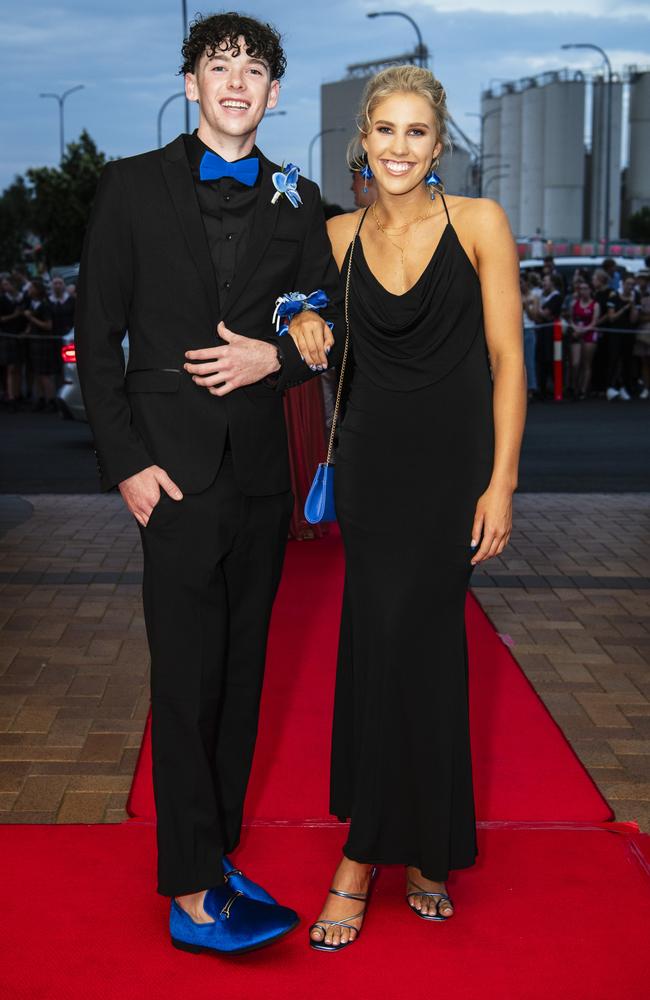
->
[0, 493, 648, 827]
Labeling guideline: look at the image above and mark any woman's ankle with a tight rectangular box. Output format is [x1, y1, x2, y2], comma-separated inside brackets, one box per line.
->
[339, 856, 372, 874]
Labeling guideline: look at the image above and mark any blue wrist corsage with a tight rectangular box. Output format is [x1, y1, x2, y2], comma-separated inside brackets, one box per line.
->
[273, 289, 330, 335]
[271, 163, 302, 208]
[273, 289, 333, 370]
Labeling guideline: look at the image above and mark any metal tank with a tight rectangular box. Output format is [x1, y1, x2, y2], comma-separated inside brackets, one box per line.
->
[440, 142, 472, 196]
[589, 76, 623, 241]
[626, 70, 650, 216]
[519, 81, 545, 238]
[498, 87, 522, 233]
[320, 75, 369, 209]
[542, 75, 585, 241]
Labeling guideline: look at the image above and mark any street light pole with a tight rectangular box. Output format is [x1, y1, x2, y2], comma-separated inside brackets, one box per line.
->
[39, 85, 85, 162]
[308, 128, 346, 182]
[466, 108, 500, 196]
[561, 42, 613, 252]
[483, 171, 509, 196]
[157, 93, 185, 149]
[483, 162, 511, 180]
[367, 11, 428, 68]
[181, 0, 190, 133]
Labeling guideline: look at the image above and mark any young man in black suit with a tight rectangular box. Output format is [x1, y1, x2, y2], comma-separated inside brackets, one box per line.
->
[76, 12, 340, 955]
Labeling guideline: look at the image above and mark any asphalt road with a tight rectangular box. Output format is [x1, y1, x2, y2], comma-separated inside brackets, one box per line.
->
[0, 398, 648, 494]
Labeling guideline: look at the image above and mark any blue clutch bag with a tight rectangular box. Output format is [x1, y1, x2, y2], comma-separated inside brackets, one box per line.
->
[304, 463, 336, 524]
[302, 209, 367, 525]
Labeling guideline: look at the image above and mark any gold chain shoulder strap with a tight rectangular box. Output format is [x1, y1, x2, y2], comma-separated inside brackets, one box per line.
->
[325, 207, 370, 465]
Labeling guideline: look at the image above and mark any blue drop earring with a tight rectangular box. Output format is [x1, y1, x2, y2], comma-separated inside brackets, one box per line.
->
[361, 163, 373, 194]
[425, 161, 443, 201]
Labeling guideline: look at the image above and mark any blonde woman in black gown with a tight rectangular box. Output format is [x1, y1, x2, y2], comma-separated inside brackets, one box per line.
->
[288, 66, 526, 951]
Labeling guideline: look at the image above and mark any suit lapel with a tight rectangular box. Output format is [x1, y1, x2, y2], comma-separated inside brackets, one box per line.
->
[160, 135, 220, 321]
[223, 151, 280, 317]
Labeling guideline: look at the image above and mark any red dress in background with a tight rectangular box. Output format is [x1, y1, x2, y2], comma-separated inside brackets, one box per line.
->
[283, 377, 328, 540]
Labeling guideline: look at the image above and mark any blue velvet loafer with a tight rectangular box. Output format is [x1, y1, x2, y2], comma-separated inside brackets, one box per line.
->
[222, 855, 277, 905]
[170, 885, 299, 956]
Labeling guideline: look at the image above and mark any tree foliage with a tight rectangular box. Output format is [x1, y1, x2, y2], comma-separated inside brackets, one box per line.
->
[0, 130, 108, 270]
[26, 130, 108, 265]
[0, 176, 32, 269]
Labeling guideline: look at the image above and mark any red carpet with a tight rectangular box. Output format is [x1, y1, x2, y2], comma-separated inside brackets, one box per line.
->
[127, 530, 613, 824]
[1, 822, 649, 999]
[3, 531, 647, 999]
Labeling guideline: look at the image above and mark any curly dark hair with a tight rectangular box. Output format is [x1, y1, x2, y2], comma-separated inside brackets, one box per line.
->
[180, 11, 287, 81]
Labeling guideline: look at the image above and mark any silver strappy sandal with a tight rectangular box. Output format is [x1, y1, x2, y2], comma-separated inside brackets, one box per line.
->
[406, 877, 454, 922]
[309, 867, 377, 952]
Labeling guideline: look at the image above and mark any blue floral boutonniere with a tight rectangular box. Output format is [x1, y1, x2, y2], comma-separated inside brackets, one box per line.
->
[271, 163, 302, 208]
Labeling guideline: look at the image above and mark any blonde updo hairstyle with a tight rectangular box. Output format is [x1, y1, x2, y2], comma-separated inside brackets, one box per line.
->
[348, 65, 452, 172]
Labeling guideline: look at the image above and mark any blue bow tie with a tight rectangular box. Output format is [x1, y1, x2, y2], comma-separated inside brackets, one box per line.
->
[199, 150, 259, 186]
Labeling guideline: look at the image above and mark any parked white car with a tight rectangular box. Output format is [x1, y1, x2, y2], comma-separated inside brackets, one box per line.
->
[519, 255, 647, 285]
[57, 330, 129, 421]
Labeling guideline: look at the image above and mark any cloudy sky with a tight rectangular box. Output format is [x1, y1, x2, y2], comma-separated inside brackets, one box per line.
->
[1, 0, 649, 193]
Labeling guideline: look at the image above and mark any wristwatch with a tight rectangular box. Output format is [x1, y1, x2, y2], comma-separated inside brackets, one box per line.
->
[263, 341, 284, 388]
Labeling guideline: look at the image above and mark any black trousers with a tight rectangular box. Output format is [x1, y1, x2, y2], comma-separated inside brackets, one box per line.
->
[139, 450, 293, 897]
[605, 331, 636, 392]
[535, 324, 555, 397]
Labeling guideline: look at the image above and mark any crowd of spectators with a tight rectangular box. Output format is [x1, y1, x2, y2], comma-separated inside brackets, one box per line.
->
[0, 266, 76, 413]
[521, 254, 650, 402]
[2, 245, 649, 418]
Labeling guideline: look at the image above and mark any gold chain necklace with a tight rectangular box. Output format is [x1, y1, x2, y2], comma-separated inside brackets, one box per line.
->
[371, 202, 435, 235]
[371, 202, 436, 294]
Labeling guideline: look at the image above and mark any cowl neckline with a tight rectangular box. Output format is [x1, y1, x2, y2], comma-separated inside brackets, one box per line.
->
[343, 206, 484, 392]
[356, 221, 452, 300]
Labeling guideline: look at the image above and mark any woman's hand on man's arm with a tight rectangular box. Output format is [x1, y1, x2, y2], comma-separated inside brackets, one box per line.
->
[286, 310, 334, 369]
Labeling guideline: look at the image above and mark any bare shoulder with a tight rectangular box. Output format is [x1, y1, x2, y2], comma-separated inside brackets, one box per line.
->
[450, 195, 516, 267]
[327, 210, 364, 268]
[447, 194, 511, 233]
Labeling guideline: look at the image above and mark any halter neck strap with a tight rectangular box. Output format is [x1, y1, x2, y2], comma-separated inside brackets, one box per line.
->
[438, 189, 451, 225]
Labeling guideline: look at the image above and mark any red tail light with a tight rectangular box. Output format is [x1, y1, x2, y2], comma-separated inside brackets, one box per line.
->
[61, 342, 76, 364]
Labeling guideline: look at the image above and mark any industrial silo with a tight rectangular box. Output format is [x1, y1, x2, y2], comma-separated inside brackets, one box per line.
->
[440, 142, 473, 196]
[321, 75, 368, 208]
[542, 74, 585, 240]
[626, 69, 650, 216]
[589, 75, 624, 241]
[499, 86, 522, 234]
[519, 81, 545, 238]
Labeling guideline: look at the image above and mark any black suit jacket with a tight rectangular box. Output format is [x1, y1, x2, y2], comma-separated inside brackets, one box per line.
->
[75, 135, 343, 495]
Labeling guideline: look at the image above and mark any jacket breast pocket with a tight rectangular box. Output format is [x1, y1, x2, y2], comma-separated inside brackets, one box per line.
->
[268, 238, 300, 261]
[264, 238, 301, 291]
[125, 369, 181, 393]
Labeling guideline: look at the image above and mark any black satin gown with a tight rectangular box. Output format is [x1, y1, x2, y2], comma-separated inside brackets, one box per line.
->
[331, 191, 494, 881]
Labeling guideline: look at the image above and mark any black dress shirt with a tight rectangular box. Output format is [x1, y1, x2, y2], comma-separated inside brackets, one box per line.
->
[184, 131, 261, 309]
